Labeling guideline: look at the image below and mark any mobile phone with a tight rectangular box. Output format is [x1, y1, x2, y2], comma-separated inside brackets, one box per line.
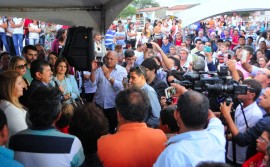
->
[96, 56, 103, 66]
[146, 43, 153, 49]
[165, 86, 176, 99]
[123, 77, 129, 84]
[241, 50, 248, 63]
[203, 46, 211, 53]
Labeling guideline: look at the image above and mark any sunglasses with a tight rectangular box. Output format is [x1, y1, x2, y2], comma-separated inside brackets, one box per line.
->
[15, 64, 27, 69]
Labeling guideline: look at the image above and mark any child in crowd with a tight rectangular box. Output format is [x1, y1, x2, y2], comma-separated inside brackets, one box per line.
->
[55, 104, 74, 134]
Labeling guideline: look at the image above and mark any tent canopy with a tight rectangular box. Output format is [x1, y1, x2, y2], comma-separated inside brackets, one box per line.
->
[181, 0, 270, 27]
[0, 0, 133, 33]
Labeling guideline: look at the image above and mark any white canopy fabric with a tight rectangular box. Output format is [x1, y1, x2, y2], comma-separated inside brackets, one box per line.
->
[181, 0, 270, 27]
[0, 0, 133, 33]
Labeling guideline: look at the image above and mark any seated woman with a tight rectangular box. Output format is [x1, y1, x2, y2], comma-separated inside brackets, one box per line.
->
[69, 103, 108, 167]
[8, 56, 30, 107]
[51, 57, 80, 104]
[47, 51, 58, 74]
[0, 71, 28, 137]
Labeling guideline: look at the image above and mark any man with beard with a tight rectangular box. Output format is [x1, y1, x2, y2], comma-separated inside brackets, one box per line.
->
[22, 45, 38, 84]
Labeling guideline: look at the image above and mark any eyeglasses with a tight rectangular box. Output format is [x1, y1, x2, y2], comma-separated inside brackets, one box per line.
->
[15, 64, 27, 69]
[258, 136, 268, 143]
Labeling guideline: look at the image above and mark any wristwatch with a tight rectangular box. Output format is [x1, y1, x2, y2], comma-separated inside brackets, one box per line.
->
[107, 76, 112, 81]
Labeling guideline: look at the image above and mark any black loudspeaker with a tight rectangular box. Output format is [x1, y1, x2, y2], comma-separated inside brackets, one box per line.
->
[60, 26, 94, 71]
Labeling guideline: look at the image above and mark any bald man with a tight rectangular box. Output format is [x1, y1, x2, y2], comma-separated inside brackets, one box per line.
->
[90, 51, 127, 133]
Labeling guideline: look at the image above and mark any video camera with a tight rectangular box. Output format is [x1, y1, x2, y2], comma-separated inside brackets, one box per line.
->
[170, 65, 248, 105]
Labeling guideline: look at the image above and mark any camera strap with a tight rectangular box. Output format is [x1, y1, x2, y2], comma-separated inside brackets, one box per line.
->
[238, 99, 249, 129]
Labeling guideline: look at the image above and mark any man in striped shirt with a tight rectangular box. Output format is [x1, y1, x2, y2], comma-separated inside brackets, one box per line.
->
[105, 24, 116, 51]
[9, 87, 85, 167]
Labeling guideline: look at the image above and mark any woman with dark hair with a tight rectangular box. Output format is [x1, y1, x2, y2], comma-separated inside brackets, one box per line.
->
[153, 21, 163, 47]
[69, 103, 108, 167]
[51, 28, 67, 54]
[256, 30, 268, 50]
[51, 57, 80, 104]
[126, 22, 137, 48]
[0, 71, 27, 137]
[47, 51, 58, 74]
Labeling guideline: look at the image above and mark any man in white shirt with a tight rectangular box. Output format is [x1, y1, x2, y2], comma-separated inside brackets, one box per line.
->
[227, 79, 263, 165]
[0, 16, 10, 53]
[11, 17, 24, 56]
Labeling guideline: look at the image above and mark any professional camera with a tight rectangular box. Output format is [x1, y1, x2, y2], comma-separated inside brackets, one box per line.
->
[170, 65, 248, 105]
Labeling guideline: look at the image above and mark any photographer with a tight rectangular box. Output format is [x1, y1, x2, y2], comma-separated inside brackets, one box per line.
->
[226, 79, 263, 166]
[220, 87, 270, 160]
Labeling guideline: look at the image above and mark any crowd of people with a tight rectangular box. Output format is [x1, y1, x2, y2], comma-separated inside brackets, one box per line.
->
[1, 12, 270, 167]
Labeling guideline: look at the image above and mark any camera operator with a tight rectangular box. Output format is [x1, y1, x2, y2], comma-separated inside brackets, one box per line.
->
[226, 79, 263, 166]
[220, 87, 270, 161]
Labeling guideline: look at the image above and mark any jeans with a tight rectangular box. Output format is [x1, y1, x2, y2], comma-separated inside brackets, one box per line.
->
[0, 32, 10, 53]
[29, 38, 40, 45]
[105, 43, 115, 51]
[39, 35, 45, 46]
[12, 34, 23, 56]
[6, 36, 16, 56]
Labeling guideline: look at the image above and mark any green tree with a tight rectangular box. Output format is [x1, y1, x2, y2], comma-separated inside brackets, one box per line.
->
[132, 0, 160, 9]
[118, 5, 137, 19]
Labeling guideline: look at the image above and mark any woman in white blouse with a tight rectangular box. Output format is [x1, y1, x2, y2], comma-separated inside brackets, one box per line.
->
[0, 70, 28, 137]
[28, 20, 41, 45]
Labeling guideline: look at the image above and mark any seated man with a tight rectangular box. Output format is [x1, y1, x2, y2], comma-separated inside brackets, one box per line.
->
[98, 87, 167, 166]
[21, 59, 53, 107]
[9, 87, 85, 167]
[154, 84, 226, 166]
[0, 109, 23, 167]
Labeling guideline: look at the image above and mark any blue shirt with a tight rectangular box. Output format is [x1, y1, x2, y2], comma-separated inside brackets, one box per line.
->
[141, 83, 161, 128]
[114, 31, 126, 47]
[194, 36, 208, 43]
[105, 29, 115, 46]
[51, 75, 80, 104]
[222, 36, 232, 42]
[9, 127, 85, 167]
[91, 64, 127, 109]
[0, 147, 23, 167]
[161, 43, 172, 54]
[154, 118, 226, 167]
[251, 65, 266, 115]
